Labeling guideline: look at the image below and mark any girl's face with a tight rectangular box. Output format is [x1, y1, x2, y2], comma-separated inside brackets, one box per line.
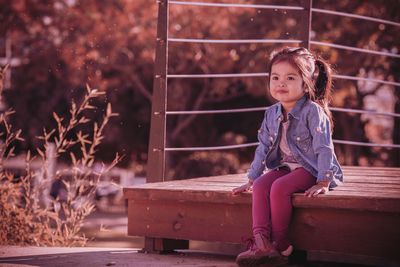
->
[269, 61, 305, 112]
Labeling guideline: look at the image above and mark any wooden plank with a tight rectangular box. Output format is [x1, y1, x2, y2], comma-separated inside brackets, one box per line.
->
[124, 188, 251, 204]
[337, 183, 400, 189]
[342, 166, 400, 172]
[136, 175, 400, 187]
[152, 181, 399, 192]
[125, 188, 400, 213]
[124, 179, 400, 192]
[127, 199, 252, 243]
[124, 181, 400, 201]
[132, 179, 400, 190]
[290, 208, 400, 262]
[331, 187, 400, 194]
[344, 173, 400, 179]
[124, 176, 400, 192]
[167, 176, 397, 188]
[336, 179, 400, 185]
[124, 168, 400, 194]
[292, 193, 400, 213]
[179, 166, 400, 178]
[175, 168, 400, 180]
[327, 190, 400, 199]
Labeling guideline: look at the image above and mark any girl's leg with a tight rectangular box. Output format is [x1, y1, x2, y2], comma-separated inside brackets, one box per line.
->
[252, 168, 290, 240]
[270, 167, 316, 252]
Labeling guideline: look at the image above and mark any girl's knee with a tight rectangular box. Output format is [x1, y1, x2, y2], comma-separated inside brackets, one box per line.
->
[270, 180, 290, 197]
[252, 178, 274, 197]
[252, 170, 287, 195]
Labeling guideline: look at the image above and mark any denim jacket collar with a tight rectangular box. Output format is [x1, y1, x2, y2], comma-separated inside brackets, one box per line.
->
[276, 96, 308, 121]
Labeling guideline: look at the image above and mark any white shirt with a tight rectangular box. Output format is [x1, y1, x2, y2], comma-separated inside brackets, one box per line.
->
[280, 121, 302, 171]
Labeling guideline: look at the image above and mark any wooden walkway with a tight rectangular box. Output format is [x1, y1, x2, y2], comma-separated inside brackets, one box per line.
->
[123, 166, 400, 266]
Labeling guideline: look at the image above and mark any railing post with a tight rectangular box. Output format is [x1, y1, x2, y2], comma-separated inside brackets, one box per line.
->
[147, 0, 169, 183]
[299, 0, 312, 50]
[143, 0, 190, 253]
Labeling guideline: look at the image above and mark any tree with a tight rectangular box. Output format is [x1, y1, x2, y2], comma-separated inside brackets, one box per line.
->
[1, 0, 399, 180]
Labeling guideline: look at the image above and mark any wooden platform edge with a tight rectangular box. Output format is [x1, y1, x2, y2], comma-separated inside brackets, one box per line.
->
[123, 166, 400, 265]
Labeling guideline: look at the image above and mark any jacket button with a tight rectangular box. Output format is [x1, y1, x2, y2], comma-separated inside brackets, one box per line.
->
[269, 136, 273, 141]
[296, 137, 300, 141]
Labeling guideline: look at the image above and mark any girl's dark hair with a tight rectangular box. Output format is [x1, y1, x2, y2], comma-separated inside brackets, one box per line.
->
[267, 46, 334, 127]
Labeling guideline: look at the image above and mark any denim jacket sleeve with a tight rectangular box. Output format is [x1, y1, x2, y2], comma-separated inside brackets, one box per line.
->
[307, 104, 338, 183]
[247, 115, 269, 180]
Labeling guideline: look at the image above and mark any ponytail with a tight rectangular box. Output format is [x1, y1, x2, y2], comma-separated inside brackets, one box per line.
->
[313, 58, 334, 128]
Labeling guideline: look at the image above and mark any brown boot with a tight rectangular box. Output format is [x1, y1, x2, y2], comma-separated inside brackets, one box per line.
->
[236, 233, 281, 266]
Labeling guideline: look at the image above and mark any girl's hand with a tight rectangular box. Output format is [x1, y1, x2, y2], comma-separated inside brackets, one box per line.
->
[232, 179, 253, 195]
[304, 181, 330, 197]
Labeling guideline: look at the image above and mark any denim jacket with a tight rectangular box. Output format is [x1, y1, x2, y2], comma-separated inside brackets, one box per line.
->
[248, 96, 343, 187]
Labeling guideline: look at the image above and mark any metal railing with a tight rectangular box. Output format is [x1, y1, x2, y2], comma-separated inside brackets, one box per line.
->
[148, 0, 400, 182]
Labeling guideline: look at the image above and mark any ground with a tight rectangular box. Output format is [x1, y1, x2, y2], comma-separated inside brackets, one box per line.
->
[0, 246, 237, 267]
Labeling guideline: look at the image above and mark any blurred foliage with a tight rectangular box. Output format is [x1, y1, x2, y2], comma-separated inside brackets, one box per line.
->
[0, 80, 120, 246]
[1, 0, 157, 170]
[0, 0, 399, 179]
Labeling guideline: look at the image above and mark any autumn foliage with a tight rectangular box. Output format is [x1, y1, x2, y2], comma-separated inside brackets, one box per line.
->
[1, 0, 399, 179]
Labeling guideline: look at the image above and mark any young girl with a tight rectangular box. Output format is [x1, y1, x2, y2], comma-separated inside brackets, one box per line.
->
[232, 47, 343, 266]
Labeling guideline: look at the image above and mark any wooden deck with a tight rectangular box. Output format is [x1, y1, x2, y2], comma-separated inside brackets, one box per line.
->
[123, 166, 400, 266]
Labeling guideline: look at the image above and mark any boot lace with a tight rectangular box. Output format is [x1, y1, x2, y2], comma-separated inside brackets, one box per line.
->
[241, 236, 256, 250]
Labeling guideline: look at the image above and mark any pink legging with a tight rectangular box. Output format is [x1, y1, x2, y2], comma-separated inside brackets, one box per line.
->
[252, 167, 316, 252]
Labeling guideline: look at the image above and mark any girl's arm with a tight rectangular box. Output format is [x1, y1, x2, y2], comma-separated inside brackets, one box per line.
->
[232, 113, 270, 195]
[307, 104, 337, 184]
[247, 115, 270, 180]
[305, 104, 339, 196]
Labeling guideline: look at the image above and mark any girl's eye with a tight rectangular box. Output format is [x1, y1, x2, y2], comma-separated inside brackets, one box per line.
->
[271, 76, 279, 80]
[287, 76, 295, 80]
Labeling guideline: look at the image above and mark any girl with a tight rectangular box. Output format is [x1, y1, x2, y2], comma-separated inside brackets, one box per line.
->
[232, 47, 343, 266]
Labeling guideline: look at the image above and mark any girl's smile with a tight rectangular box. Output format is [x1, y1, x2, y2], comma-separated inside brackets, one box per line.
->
[269, 61, 306, 112]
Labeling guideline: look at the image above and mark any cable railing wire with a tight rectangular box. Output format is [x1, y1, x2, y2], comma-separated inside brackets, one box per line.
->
[167, 73, 268, 78]
[165, 139, 400, 151]
[311, 41, 400, 59]
[330, 107, 400, 118]
[168, 38, 303, 44]
[312, 8, 400, 27]
[170, 40, 396, 58]
[167, 73, 400, 88]
[168, 39, 399, 58]
[166, 107, 266, 115]
[165, 142, 259, 151]
[333, 74, 400, 88]
[168, 1, 304, 10]
[333, 140, 400, 149]
[166, 106, 400, 118]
